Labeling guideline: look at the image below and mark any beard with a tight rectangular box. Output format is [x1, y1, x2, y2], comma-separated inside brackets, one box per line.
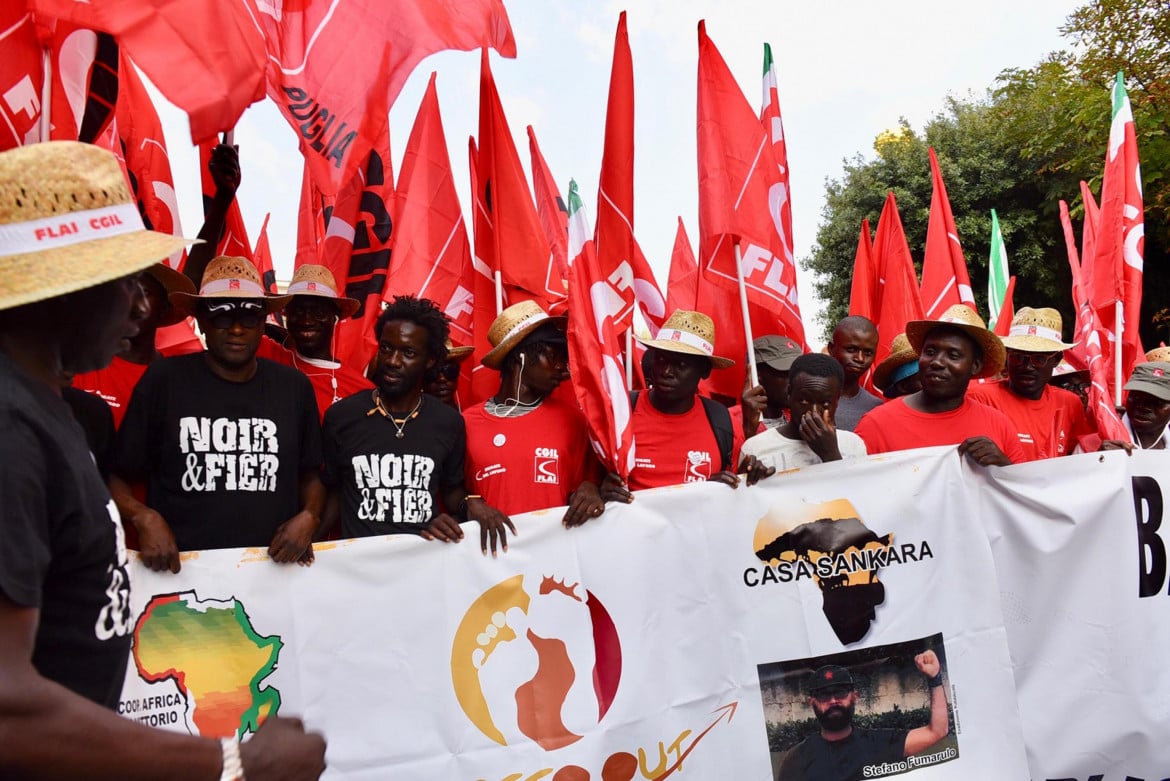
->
[813, 699, 855, 732]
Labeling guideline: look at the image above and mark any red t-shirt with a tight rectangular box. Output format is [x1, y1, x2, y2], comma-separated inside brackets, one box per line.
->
[72, 355, 149, 429]
[967, 381, 1095, 461]
[854, 396, 1026, 463]
[259, 337, 372, 421]
[628, 397, 745, 491]
[463, 397, 599, 516]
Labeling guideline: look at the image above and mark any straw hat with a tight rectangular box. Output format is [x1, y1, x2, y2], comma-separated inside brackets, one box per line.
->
[143, 262, 196, 326]
[905, 304, 1005, 378]
[1146, 346, 1170, 363]
[0, 141, 196, 312]
[636, 309, 734, 370]
[286, 264, 360, 319]
[873, 332, 918, 393]
[444, 339, 474, 363]
[481, 300, 566, 369]
[1000, 307, 1075, 352]
[170, 256, 291, 317]
[1050, 359, 1089, 382]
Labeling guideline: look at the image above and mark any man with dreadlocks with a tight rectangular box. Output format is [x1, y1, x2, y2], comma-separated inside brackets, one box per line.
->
[463, 301, 607, 527]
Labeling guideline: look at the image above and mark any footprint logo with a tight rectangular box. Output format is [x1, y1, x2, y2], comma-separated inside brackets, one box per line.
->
[451, 574, 622, 751]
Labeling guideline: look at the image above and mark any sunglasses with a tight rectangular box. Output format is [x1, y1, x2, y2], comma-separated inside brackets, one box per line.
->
[435, 363, 461, 381]
[1007, 351, 1061, 369]
[199, 301, 265, 330]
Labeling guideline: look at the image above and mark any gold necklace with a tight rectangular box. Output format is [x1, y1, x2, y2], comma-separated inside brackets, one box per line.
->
[368, 390, 423, 438]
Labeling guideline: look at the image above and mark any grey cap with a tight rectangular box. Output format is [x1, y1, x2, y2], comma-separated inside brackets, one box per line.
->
[753, 335, 803, 372]
[1124, 362, 1170, 402]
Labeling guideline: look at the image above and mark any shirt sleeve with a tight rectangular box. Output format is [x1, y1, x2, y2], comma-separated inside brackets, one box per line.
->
[0, 412, 52, 608]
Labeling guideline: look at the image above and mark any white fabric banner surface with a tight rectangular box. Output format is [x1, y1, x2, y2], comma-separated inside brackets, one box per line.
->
[116, 446, 1166, 780]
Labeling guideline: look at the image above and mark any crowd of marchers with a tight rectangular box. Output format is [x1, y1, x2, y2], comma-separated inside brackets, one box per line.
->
[4, 142, 1168, 780]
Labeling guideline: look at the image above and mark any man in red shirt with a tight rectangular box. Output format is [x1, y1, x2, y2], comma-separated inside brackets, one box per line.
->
[854, 305, 1024, 465]
[463, 301, 606, 526]
[599, 310, 772, 499]
[967, 307, 1094, 460]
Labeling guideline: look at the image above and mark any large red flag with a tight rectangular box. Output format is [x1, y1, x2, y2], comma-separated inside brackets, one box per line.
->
[1089, 73, 1145, 397]
[527, 125, 569, 303]
[386, 74, 479, 355]
[311, 126, 395, 372]
[566, 180, 634, 477]
[258, 0, 516, 195]
[666, 218, 699, 312]
[198, 140, 253, 262]
[872, 192, 924, 364]
[848, 219, 876, 320]
[467, 137, 500, 403]
[294, 163, 329, 270]
[696, 21, 804, 347]
[30, 0, 265, 143]
[475, 51, 565, 311]
[759, 42, 800, 321]
[595, 12, 666, 334]
[920, 148, 975, 318]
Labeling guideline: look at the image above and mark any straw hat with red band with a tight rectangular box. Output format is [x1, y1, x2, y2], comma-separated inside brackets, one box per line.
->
[143, 262, 196, 327]
[0, 141, 197, 312]
[635, 309, 735, 370]
[905, 304, 1005, 379]
[286, 264, 360, 319]
[481, 300, 566, 369]
[170, 255, 291, 316]
[999, 307, 1076, 352]
[444, 339, 474, 364]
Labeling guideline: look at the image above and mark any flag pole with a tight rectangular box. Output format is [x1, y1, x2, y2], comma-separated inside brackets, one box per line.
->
[734, 241, 759, 387]
[39, 49, 52, 141]
[493, 270, 503, 315]
[625, 329, 634, 390]
[1115, 301, 1124, 407]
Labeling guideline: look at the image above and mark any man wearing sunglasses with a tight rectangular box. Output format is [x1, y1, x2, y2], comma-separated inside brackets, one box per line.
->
[778, 656, 950, 781]
[111, 257, 325, 573]
[968, 307, 1093, 461]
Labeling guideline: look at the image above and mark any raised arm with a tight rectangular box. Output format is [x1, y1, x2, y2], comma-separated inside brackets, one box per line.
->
[183, 143, 240, 288]
[903, 650, 950, 756]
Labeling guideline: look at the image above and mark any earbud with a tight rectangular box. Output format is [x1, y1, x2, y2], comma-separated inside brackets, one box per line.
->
[519, 353, 526, 368]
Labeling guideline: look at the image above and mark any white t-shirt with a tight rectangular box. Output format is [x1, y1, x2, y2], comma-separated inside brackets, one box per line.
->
[740, 427, 868, 473]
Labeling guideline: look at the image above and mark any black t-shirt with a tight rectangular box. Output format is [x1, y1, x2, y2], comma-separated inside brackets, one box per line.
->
[323, 391, 465, 538]
[778, 727, 909, 781]
[63, 385, 116, 480]
[0, 353, 132, 709]
[113, 354, 322, 551]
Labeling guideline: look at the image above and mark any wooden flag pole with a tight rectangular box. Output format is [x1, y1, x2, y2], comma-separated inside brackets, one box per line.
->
[734, 241, 759, 388]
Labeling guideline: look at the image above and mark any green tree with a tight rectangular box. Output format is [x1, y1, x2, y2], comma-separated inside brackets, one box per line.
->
[808, 0, 1169, 344]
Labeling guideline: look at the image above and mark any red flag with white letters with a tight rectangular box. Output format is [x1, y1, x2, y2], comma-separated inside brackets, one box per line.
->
[920, 148, 975, 318]
[696, 22, 804, 346]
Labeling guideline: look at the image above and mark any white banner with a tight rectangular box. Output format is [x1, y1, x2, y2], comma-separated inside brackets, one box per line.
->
[117, 445, 1169, 780]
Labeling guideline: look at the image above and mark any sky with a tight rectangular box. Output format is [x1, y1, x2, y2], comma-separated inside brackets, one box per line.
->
[150, 0, 1085, 345]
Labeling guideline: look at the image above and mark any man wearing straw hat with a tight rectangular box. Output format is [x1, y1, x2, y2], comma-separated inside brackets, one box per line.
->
[968, 307, 1093, 461]
[322, 295, 513, 554]
[424, 339, 474, 408]
[0, 142, 324, 779]
[872, 333, 920, 401]
[464, 300, 606, 526]
[111, 256, 325, 572]
[257, 264, 373, 420]
[854, 304, 1024, 465]
[600, 309, 772, 498]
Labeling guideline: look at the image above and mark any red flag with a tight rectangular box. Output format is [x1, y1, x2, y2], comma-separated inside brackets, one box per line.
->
[1079, 180, 1100, 276]
[467, 137, 500, 403]
[294, 163, 329, 270]
[696, 21, 803, 346]
[198, 140, 253, 262]
[872, 192, 924, 364]
[386, 73, 479, 363]
[758, 42, 800, 321]
[992, 276, 1016, 337]
[848, 219, 877, 320]
[252, 213, 276, 294]
[1061, 199, 1128, 441]
[475, 51, 565, 311]
[595, 12, 666, 334]
[1089, 74, 1145, 392]
[31, 0, 266, 143]
[527, 125, 569, 302]
[312, 126, 395, 372]
[920, 148, 975, 318]
[566, 181, 634, 477]
[666, 218, 699, 312]
[258, 0, 516, 195]
[0, 8, 43, 149]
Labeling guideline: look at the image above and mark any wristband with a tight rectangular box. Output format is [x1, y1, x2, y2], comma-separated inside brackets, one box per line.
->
[927, 673, 944, 688]
[220, 737, 245, 781]
[459, 495, 482, 521]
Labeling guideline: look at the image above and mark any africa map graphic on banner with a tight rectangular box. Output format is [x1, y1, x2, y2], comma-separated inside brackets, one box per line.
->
[122, 591, 282, 738]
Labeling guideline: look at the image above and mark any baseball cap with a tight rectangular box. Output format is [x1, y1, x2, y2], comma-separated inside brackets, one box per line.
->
[1124, 362, 1170, 402]
[807, 664, 855, 693]
[753, 335, 803, 372]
